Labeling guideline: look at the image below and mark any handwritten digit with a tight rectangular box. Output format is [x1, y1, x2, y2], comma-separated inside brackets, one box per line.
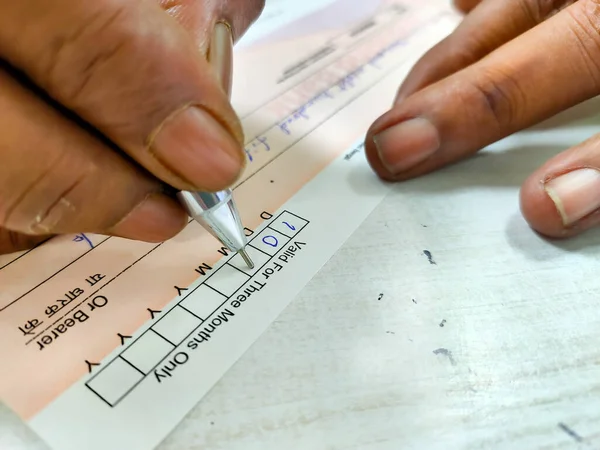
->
[262, 235, 278, 247]
[282, 221, 296, 231]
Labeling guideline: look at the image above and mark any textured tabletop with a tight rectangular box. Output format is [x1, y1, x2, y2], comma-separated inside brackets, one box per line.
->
[4, 98, 600, 449]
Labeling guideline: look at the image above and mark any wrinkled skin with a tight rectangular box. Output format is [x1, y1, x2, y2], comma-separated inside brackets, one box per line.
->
[3, 0, 600, 255]
[365, 0, 600, 239]
[0, 0, 264, 254]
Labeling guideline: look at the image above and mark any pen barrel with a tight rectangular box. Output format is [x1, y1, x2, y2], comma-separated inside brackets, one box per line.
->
[178, 190, 232, 213]
[177, 189, 248, 252]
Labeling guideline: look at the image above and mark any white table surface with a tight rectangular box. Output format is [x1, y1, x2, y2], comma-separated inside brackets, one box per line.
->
[3, 46, 600, 450]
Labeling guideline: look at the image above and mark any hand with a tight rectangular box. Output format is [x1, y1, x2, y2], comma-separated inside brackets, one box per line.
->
[365, 0, 600, 239]
[0, 0, 264, 255]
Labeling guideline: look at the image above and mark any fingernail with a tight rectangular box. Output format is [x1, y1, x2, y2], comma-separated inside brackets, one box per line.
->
[373, 118, 440, 174]
[112, 194, 188, 242]
[544, 168, 600, 226]
[151, 106, 244, 191]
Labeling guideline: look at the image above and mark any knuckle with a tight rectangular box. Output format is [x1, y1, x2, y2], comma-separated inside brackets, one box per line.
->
[467, 68, 526, 129]
[574, 0, 600, 34]
[583, 0, 600, 16]
[563, 2, 600, 89]
[41, 4, 132, 106]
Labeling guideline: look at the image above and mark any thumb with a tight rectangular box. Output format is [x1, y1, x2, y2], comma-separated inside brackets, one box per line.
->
[0, 0, 249, 193]
[520, 134, 600, 238]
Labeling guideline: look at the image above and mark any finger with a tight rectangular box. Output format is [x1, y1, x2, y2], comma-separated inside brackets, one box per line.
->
[157, 0, 265, 48]
[396, 0, 576, 103]
[365, 0, 600, 182]
[0, 228, 50, 255]
[520, 134, 600, 238]
[0, 0, 262, 193]
[158, 0, 203, 42]
[0, 64, 188, 241]
[454, 0, 483, 13]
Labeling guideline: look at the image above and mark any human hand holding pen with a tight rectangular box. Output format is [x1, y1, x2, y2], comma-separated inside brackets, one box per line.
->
[177, 21, 255, 269]
[0, 0, 264, 255]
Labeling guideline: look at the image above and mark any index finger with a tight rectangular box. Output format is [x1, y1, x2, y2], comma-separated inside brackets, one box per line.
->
[365, 0, 600, 181]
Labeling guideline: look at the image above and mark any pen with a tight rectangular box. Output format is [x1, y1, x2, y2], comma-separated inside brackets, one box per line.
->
[176, 22, 254, 269]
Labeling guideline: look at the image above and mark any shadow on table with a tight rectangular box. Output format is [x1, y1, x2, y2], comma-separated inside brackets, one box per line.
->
[373, 143, 600, 258]
[532, 95, 600, 130]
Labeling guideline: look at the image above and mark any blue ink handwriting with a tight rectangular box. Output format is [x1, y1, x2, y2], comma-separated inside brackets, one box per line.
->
[244, 136, 271, 162]
[262, 235, 279, 247]
[73, 233, 93, 249]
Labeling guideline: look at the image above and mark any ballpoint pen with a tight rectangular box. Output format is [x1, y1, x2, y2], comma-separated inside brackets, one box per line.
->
[176, 22, 254, 270]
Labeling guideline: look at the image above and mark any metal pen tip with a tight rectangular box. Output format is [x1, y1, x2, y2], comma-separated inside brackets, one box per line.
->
[238, 248, 254, 269]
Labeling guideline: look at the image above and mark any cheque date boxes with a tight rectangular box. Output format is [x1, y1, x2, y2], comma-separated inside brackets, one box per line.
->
[86, 357, 144, 406]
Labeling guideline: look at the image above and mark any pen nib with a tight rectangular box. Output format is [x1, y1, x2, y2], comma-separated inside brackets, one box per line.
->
[238, 248, 254, 269]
